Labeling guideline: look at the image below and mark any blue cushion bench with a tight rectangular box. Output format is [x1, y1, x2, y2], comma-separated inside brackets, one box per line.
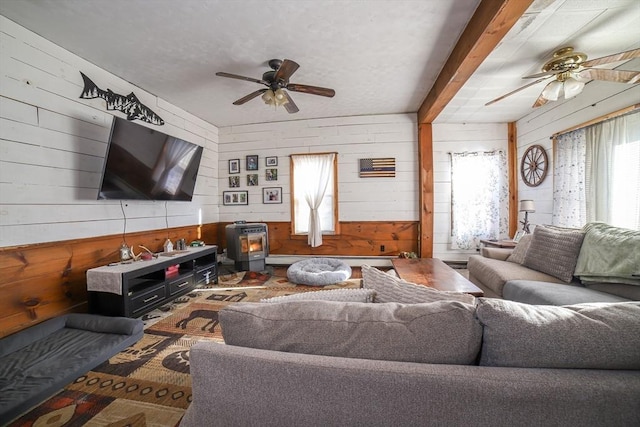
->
[0, 313, 144, 422]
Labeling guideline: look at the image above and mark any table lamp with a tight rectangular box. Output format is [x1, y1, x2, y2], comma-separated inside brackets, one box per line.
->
[519, 200, 535, 233]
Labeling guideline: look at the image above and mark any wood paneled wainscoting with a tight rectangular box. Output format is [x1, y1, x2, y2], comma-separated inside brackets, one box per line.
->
[0, 224, 221, 338]
[217, 221, 419, 257]
[1, 220, 417, 337]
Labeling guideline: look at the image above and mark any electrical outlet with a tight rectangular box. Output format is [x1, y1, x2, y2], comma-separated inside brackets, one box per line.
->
[380, 245, 385, 252]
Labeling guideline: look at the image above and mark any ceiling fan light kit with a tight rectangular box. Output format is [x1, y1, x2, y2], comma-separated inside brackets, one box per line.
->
[216, 59, 335, 114]
[262, 88, 289, 107]
[486, 47, 640, 108]
[540, 72, 585, 102]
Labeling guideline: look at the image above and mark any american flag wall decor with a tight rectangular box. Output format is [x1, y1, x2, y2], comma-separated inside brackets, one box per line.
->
[359, 158, 396, 178]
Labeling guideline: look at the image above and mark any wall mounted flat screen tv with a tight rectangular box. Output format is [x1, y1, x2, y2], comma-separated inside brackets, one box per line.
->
[98, 117, 203, 201]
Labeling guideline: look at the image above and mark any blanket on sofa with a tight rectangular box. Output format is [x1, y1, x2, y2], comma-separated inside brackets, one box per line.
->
[575, 222, 640, 286]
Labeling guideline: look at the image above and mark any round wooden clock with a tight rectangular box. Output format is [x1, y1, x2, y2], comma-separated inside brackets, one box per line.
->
[520, 144, 548, 187]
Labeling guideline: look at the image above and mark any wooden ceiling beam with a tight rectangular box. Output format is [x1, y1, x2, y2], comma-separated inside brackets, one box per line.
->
[418, 0, 534, 124]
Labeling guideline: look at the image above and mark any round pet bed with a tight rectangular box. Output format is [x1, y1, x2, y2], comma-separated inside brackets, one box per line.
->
[287, 258, 352, 286]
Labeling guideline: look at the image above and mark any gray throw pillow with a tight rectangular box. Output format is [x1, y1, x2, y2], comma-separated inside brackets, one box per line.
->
[506, 233, 532, 264]
[476, 298, 640, 369]
[361, 264, 476, 304]
[261, 288, 376, 303]
[220, 300, 482, 365]
[523, 225, 585, 282]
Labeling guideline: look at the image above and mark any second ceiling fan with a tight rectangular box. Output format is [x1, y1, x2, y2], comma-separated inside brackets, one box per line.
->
[216, 59, 335, 113]
[486, 47, 640, 108]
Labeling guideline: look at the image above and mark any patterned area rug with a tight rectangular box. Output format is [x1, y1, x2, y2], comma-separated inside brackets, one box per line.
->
[9, 272, 361, 427]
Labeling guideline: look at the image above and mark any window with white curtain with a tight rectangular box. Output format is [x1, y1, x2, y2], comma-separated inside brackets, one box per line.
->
[450, 150, 509, 250]
[291, 153, 338, 247]
[553, 110, 640, 230]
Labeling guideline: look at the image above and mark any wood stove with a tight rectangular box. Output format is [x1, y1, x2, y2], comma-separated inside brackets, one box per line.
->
[225, 222, 268, 271]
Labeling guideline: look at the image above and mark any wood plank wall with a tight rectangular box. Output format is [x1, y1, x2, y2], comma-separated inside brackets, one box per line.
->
[217, 221, 418, 256]
[1, 220, 416, 337]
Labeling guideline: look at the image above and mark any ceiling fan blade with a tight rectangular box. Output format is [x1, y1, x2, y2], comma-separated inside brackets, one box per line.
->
[216, 72, 267, 85]
[274, 59, 300, 82]
[532, 93, 549, 108]
[485, 77, 549, 106]
[578, 68, 640, 84]
[233, 89, 267, 105]
[283, 91, 299, 114]
[581, 48, 640, 68]
[287, 83, 336, 98]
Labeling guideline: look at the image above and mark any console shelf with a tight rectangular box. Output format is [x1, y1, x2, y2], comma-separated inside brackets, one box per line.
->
[87, 245, 217, 318]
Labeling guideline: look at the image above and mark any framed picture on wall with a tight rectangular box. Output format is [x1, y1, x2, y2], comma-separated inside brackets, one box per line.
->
[246, 155, 259, 171]
[228, 176, 240, 188]
[247, 174, 258, 186]
[266, 168, 277, 181]
[266, 156, 278, 166]
[223, 191, 248, 206]
[229, 159, 240, 174]
[263, 187, 282, 204]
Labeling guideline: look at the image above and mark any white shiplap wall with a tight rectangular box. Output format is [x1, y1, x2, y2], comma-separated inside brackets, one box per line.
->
[516, 80, 640, 228]
[432, 123, 509, 261]
[218, 114, 419, 223]
[0, 17, 219, 248]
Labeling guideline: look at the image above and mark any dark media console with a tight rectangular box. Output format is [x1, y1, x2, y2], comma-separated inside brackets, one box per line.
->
[87, 245, 217, 318]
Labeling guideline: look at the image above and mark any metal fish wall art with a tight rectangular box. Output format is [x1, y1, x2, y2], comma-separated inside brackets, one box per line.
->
[79, 72, 164, 126]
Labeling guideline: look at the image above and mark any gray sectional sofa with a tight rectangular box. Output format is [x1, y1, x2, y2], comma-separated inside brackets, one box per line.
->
[0, 313, 143, 422]
[468, 222, 640, 304]
[181, 298, 640, 426]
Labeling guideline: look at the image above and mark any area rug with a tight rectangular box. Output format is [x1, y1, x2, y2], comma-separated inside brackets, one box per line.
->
[8, 272, 361, 427]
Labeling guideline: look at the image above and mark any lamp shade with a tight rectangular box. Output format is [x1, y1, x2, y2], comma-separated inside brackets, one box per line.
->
[541, 80, 563, 101]
[563, 77, 585, 99]
[519, 199, 535, 212]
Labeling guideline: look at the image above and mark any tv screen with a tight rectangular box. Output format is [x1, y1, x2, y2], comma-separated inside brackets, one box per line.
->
[98, 117, 203, 201]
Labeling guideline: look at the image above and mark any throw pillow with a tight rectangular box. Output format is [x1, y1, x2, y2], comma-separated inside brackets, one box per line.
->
[506, 233, 532, 264]
[476, 298, 640, 369]
[260, 288, 376, 303]
[220, 300, 482, 365]
[523, 225, 585, 282]
[361, 264, 476, 304]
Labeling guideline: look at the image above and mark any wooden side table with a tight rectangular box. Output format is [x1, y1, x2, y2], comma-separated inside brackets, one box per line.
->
[479, 239, 517, 248]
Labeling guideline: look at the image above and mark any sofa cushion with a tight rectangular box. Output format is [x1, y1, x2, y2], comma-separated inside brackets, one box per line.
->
[468, 255, 565, 297]
[503, 280, 629, 305]
[476, 298, 640, 369]
[65, 313, 143, 336]
[220, 300, 482, 365]
[584, 282, 640, 301]
[523, 225, 585, 282]
[261, 288, 376, 303]
[361, 264, 475, 304]
[506, 233, 532, 264]
[575, 222, 640, 286]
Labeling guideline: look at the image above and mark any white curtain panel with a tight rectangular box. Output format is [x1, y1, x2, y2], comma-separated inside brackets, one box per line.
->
[553, 128, 587, 228]
[292, 153, 335, 247]
[554, 110, 639, 230]
[450, 151, 509, 250]
[586, 111, 640, 230]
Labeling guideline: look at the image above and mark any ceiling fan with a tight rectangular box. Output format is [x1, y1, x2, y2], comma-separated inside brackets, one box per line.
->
[216, 59, 335, 113]
[486, 47, 640, 108]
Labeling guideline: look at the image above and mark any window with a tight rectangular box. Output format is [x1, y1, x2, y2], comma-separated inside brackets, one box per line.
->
[450, 150, 509, 249]
[553, 109, 639, 230]
[290, 153, 338, 247]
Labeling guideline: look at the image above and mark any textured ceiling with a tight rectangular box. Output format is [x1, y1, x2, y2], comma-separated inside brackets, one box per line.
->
[1, 0, 639, 127]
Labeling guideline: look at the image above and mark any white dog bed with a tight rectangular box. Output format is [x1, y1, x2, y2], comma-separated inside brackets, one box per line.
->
[287, 258, 352, 286]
